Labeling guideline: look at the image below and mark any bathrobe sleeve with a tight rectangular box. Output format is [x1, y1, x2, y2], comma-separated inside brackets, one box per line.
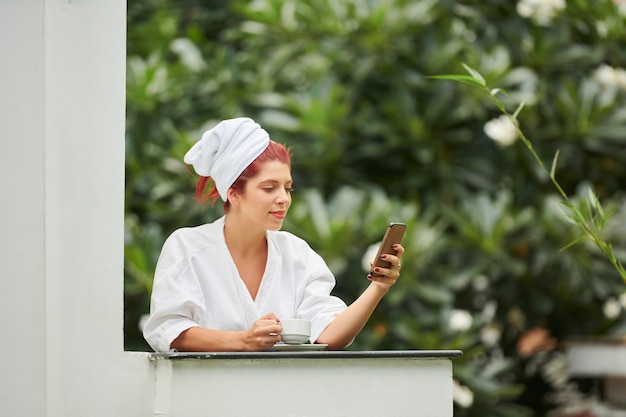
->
[264, 231, 348, 344]
[142, 229, 209, 353]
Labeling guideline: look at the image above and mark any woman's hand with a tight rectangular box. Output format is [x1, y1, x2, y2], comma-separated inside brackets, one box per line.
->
[317, 244, 406, 349]
[367, 244, 405, 290]
[242, 312, 282, 351]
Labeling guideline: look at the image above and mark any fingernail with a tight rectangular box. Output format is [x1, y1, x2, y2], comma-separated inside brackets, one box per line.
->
[367, 274, 373, 280]
[380, 254, 387, 259]
[392, 244, 398, 249]
[374, 267, 380, 273]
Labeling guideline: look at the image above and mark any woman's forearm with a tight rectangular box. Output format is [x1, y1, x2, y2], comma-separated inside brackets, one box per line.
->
[170, 326, 247, 352]
[316, 282, 389, 350]
[170, 312, 283, 352]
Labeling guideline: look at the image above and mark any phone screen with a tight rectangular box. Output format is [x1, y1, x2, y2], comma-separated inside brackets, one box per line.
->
[370, 222, 406, 277]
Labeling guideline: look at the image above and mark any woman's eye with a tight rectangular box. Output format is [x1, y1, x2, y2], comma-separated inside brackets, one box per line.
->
[261, 186, 293, 193]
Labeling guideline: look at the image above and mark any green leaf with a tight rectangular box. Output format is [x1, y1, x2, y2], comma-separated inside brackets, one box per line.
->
[549, 150, 560, 180]
[461, 62, 486, 85]
[428, 74, 487, 88]
[490, 87, 511, 97]
[512, 102, 525, 120]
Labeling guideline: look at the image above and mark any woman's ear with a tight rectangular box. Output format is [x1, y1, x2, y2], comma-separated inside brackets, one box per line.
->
[227, 188, 240, 206]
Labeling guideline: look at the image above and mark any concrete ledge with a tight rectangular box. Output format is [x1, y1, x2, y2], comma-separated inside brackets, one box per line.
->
[150, 350, 462, 417]
[150, 349, 463, 360]
[567, 337, 626, 378]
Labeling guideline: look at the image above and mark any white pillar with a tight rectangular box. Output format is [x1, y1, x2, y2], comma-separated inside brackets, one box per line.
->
[0, 3, 47, 414]
[0, 2, 154, 416]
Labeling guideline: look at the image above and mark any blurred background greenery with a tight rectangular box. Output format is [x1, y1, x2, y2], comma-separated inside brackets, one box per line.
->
[125, 0, 626, 415]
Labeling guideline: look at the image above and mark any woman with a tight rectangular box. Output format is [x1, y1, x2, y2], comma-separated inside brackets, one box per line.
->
[143, 117, 404, 352]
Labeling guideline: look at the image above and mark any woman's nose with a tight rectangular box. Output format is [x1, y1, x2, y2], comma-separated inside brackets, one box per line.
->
[276, 189, 290, 204]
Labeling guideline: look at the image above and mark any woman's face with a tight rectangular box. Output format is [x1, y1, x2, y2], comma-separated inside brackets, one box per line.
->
[234, 160, 292, 231]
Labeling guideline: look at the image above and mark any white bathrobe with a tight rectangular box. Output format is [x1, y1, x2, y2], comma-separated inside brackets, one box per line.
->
[143, 216, 348, 352]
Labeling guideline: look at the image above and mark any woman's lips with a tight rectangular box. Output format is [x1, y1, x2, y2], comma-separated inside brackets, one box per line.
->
[270, 211, 286, 219]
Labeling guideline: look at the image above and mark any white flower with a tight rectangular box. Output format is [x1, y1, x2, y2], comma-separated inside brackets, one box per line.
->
[473, 275, 490, 292]
[452, 379, 474, 408]
[503, 67, 539, 106]
[541, 352, 570, 388]
[449, 309, 473, 332]
[602, 298, 622, 319]
[361, 243, 381, 272]
[138, 314, 150, 332]
[415, 228, 437, 251]
[593, 64, 626, 90]
[516, 0, 566, 26]
[481, 323, 502, 347]
[484, 115, 518, 147]
[481, 300, 498, 322]
[170, 38, 206, 72]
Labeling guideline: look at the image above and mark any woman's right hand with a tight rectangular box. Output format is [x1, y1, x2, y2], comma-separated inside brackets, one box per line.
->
[169, 312, 282, 352]
[243, 312, 282, 351]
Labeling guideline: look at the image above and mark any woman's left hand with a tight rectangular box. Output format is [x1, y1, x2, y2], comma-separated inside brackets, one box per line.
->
[367, 244, 405, 290]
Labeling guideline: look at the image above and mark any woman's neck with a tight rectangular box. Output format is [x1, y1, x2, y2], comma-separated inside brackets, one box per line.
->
[223, 213, 266, 257]
[223, 213, 268, 300]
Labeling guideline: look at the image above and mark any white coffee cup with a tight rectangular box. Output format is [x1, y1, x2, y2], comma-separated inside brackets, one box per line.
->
[280, 319, 311, 345]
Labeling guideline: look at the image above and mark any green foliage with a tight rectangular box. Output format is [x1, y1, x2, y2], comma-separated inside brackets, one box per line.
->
[125, 0, 626, 415]
[433, 63, 626, 281]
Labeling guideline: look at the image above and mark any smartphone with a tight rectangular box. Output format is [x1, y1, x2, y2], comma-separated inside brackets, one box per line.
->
[370, 222, 406, 277]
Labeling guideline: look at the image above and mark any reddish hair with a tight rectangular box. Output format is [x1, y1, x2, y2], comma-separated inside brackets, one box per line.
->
[193, 141, 291, 212]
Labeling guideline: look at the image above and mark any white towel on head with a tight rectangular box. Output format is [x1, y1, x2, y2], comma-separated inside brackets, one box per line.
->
[184, 117, 270, 201]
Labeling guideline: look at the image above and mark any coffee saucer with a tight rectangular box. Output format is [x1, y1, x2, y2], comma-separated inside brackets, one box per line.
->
[272, 343, 328, 351]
